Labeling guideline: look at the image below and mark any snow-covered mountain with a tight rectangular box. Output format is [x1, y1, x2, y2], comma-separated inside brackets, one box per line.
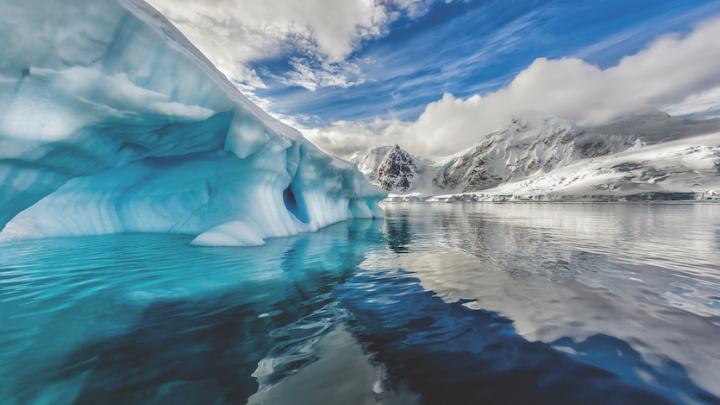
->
[351, 144, 421, 192]
[376, 145, 416, 192]
[446, 133, 720, 202]
[0, 0, 384, 245]
[350, 144, 438, 193]
[351, 113, 720, 201]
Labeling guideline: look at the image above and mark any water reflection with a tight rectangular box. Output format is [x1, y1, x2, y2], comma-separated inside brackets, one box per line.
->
[336, 267, 715, 404]
[0, 203, 719, 404]
[1, 221, 387, 404]
[385, 211, 413, 254]
[373, 203, 720, 401]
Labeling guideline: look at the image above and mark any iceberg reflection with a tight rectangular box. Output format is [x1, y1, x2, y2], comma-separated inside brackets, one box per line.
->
[1, 203, 719, 404]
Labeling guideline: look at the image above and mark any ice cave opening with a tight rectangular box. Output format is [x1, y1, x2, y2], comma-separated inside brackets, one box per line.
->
[283, 183, 310, 224]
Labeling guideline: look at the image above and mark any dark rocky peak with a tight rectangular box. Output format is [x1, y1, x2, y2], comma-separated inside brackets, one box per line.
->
[376, 145, 416, 192]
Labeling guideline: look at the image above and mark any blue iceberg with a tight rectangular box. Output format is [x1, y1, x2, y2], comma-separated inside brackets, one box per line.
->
[0, 0, 384, 245]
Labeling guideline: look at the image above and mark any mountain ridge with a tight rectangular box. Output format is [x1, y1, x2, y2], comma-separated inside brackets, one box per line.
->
[350, 113, 720, 201]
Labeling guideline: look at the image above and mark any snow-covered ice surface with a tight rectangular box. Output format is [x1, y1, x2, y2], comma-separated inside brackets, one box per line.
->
[0, 0, 384, 245]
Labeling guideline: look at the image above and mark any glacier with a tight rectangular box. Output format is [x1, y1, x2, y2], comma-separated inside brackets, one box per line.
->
[0, 0, 384, 245]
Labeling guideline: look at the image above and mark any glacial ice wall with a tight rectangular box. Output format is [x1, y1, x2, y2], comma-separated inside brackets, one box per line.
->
[0, 0, 384, 245]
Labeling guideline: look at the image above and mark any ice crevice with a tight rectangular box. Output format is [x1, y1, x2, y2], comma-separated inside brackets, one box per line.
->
[0, 0, 384, 246]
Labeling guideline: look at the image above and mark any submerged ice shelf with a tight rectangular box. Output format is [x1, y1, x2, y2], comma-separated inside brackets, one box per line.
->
[0, 0, 384, 245]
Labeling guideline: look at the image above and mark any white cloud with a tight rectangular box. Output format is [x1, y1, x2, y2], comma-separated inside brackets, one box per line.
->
[146, 0, 447, 92]
[303, 17, 720, 157]
[299, 118, 408, 157]
[663, 86, 720, 117]
[282, 57, 364, 91]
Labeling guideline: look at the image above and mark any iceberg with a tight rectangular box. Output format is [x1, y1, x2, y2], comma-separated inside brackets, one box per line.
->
[0, 0, 384, 245]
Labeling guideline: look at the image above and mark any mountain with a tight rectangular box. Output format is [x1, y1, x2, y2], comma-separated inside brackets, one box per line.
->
[376, 145, 416, 192]
[351, 113, 720, 201]
[0, 0, 384, 245]
[351, 144, 420, 192]
[350, 144, 439, 193]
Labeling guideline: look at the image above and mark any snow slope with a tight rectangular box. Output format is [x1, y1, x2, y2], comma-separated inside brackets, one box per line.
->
[0, 0, 384, 245]
[431, 133, 720, 202]
[353, 113, 720, 202]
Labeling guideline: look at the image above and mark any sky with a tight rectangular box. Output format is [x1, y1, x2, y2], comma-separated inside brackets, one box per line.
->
[148, 0, 720, 156]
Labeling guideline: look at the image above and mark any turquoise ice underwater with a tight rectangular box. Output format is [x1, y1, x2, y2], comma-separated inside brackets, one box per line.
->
[1, 203, 719, 404]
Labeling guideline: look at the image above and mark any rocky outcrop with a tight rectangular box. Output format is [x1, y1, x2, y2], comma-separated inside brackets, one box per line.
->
[376, 145, 417, 192]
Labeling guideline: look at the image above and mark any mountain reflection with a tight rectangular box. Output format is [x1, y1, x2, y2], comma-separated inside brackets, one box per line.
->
[1, 204, 719, 404]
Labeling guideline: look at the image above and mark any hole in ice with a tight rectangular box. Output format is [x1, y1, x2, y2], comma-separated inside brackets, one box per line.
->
[283, 184, 310, 224]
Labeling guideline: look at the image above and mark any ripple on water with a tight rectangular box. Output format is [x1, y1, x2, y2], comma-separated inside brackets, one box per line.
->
[0, 204, 719, 404]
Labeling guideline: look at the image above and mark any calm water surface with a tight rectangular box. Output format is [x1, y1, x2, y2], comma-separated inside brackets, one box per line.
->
[1, 203, 719, 404]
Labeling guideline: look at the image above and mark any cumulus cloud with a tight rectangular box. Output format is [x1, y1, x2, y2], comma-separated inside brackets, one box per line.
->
[303, 17, 720, 157]
[146, 0, 446, 92]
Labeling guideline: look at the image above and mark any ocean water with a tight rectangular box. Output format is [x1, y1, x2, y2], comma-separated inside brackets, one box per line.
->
[1, 203, 719, 404]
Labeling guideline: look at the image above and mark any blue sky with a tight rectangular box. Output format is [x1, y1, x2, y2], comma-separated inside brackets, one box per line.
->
[151, 0, 720, 155]
[245, 0, 720, 126]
